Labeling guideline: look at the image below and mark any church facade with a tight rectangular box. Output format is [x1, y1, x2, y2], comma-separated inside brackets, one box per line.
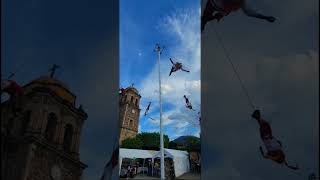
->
[119, 86, 141, 144]
[1, 76, 87, 180]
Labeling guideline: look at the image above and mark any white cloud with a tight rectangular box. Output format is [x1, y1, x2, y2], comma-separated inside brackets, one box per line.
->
[175, 121, 189, 129]
[124, 9, 203, 138]
[136, 8, 201, 139]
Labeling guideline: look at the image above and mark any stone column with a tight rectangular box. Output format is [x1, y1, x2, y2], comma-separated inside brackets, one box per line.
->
[40, 109, 48, 136]
[21, 143, 37, 180]
[54, 120, 63, 146]
[57, 122, 65, 150]
[72, 127, 81, 159]
[74, 125, 82, 153]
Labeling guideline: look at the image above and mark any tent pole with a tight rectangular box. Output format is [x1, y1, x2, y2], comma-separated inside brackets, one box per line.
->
[152, 158, 154, 177]
[143, 159, 145, 175]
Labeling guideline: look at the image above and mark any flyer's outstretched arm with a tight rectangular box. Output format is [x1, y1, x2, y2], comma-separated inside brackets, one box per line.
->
[169, 58, 175, 65]
[241, 3, 276, 22]
[183, 95, 189, 103]
[259, 146, 268, 159]
[144, 102, 151, 116]
[284, 161, 299, 170]
[181, 67, 190, 73]
[169, 67, 174, 76]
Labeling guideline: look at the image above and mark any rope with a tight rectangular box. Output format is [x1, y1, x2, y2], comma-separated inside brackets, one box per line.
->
[7, 59, 28, 80]
[211, 27, 316, 176]
[212, 24, 256, 110]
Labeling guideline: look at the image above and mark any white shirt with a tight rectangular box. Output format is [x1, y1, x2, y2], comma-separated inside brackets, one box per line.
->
[263, 138, 281, 152]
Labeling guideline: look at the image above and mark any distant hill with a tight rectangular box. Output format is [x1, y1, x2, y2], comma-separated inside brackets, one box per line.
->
[173, 136, 200, 144]
[169, 136, 200, 152]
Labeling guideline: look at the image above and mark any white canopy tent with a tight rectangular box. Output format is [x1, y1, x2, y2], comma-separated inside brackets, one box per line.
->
[119, 148, 157, 174]
[119, 148, 190, 177]
[152, 149, 190, 177]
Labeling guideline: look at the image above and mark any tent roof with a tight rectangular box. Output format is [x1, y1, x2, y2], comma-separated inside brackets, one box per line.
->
[120, 148, 157, 159]
[152, 148, 189, 159]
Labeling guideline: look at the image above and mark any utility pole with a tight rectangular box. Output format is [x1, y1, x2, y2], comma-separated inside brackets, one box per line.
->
[154, 43, 165, 179]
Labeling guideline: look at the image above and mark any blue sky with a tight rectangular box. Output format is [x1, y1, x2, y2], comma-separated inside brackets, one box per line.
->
[120, 0, 201, 141]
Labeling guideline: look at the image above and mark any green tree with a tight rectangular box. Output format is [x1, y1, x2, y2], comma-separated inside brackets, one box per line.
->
[137, 132, 169, 150]
[169, 141, 178, 149]
[121, 137, 143, 149]
[170, 136, 200, 152]
[186, 136, 200, 152]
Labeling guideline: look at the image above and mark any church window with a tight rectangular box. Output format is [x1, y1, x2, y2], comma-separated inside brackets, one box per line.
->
[130, 96, 134, 104]
[130, 120, 133, 127]
[45, 112, 57, 142]
[63, 124, 74, 152]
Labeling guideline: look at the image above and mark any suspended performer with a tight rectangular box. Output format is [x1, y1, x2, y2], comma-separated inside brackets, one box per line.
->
[184, 95, 194, 110]
[119, 88, 126, 95]
[201, 0, 276, 32]
[169, 58, 190, 76]
[251, 110, 299, 170]
[1, 79, 24, 115]
[144, 102, 152, 116]
[1, 80, 24, 97]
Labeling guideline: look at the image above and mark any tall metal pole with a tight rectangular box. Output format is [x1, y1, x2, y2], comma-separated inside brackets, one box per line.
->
[155, 44, 165, 179]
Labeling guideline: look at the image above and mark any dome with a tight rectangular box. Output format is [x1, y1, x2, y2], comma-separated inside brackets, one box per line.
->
[125, 87, 140, 96]
[23, 76, 76, 105]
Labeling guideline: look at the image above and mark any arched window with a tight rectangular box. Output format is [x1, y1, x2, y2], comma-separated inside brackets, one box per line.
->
[135, 99, 138, 106]
[130, 120, 133, 127]
[45, 113, 57, 142]
[63, 124, 74, 152]
[130, 96, 134, 104]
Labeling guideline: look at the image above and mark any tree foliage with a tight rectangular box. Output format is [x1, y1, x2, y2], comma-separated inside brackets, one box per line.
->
[121, 132, 169, 150]
[170, 136, 200, 152]
[121, 137, 143, 149]
[137, 132, 169, 150]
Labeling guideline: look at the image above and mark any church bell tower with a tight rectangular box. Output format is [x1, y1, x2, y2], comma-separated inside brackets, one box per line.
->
[1, 76, 87, 180]
[119, 86, 141, 144]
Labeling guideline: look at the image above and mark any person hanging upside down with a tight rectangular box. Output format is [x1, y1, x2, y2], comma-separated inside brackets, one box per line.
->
[1, 80, 24, 97]
[184, 95, 194, 110]
[144, 102, 152, 116]
[169, 58, 190, 76]
[119, 88, 126, 95]
[201, 0, 276, 32]
[251, 110, 299, 170]
[1, 80, 24, 115]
